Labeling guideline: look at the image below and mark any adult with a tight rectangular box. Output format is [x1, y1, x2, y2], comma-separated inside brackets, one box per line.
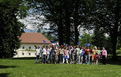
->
[79, 47, 84, 64]
[36, 46, 40, 63]
[85, 46, 91, 64]
[76, 45, 80, 64]
[42, 45, 47, 64]
[69, 46, 73, 64]
[63, 47, 68, 64]
[55, 47, 58, 64]
[102, 47, 107, 65]
[46, 46, 51, 63]
[50, 47, 55, 64]
[59, 45, 64, 64]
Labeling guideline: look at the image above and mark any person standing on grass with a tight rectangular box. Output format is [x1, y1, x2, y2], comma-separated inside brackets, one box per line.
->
[46, 46, 51, 63]
[63, 47, 68, 64]
[59, 45, 64, 64]
[42, 45, 47, 64]
[72, 46, 75, 64]
[69, 46, 73, 64]
[50, 47, 55, 64]
[79, 47, 84, 64]
[95, 52, 100, 65]
[76, 45, 80, 64]
[36, 46, 40, 63]
[97, 47, 102, 64]
[102, 47, 107, 65]
[85, 46, 91, 64]
[92, 46, 97, 65]
[55, 47, 58, 64]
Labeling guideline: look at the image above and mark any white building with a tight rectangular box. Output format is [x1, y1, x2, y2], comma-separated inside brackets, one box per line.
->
[14, 33, 51, 57]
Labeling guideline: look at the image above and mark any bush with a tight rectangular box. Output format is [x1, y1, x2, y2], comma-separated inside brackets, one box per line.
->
[116, 48, 121, 54]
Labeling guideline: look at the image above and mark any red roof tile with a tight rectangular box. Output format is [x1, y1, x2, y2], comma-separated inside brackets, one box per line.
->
[19, 33, 51, 44]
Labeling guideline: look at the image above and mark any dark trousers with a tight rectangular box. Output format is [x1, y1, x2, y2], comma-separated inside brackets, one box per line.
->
[50, 55, 55, 64]
[42, 55, 46, 63]
[59, 54, 63, 63]
[102, 55, 106, 65]
[36, 55, 40, 63]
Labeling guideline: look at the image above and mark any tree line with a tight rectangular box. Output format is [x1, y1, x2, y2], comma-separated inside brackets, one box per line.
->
[0, 0, 121, 59]
[29, 0, 121, 59]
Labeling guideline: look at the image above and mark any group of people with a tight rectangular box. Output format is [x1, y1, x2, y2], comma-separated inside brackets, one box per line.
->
[35, 45, 107, 65]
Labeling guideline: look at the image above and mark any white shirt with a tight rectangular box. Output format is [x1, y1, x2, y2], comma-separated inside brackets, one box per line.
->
[69, 49, 72, 54]
[36, 49, 40, 55]
[43, 48, 46, 55]
[47, 48, 51, 54]
[80, 49, 83, 54]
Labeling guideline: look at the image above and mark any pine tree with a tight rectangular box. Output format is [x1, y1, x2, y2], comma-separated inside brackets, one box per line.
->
[0, 0, 27, 58]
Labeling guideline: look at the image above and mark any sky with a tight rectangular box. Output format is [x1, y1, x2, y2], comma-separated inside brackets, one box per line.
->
[18, 15, 50, 32]
[18, 14, 109, 37]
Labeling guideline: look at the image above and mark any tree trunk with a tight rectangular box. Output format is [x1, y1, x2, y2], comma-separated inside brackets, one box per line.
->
[75, 25, 79, 45]
[65, 11, 70, 45]
[112, 0, 119, 59]
[74, 1, 79, 45]
[58, 15, 63, 46]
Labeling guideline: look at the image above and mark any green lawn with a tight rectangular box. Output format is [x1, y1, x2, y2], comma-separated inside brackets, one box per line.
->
[0, 58, 121, 77]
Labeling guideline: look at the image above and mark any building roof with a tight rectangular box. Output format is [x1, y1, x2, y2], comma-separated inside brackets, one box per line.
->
[19, 33, 51, 44]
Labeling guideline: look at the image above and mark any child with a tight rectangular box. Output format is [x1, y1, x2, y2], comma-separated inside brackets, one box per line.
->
[97, 47, 101, 64]
[92, 46, 97, 65]
[95, 53, 100, 65]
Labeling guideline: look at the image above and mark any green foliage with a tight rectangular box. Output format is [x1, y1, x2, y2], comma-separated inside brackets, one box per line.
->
[92, 26, 106, 48]
[0, 0, 28, 58]
[116, 48, 121, 54]
[79, 32, 94, 48]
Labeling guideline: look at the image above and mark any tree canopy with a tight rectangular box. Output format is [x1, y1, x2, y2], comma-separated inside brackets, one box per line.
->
[0, 0, 27, 58]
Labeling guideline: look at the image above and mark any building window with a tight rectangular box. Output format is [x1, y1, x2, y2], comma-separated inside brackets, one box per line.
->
[22, 53, 24, 55]
[29, 53, 31, 55]
[35, 53, 36, 55]
[29, 46, 31, 49]
[22, 46, 25, 49]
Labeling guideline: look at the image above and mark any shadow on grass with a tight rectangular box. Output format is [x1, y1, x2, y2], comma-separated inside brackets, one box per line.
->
[0, 73, 10, 77]
[12, 57, 36, 60]
[0, 65, 17, 69]
[106, 56, 121, 65]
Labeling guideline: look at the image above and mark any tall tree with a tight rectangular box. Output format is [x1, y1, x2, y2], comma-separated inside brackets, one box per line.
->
[92, 26, 106, 47]
[91, 0, 121, 59]
[0, 0, 27, 58]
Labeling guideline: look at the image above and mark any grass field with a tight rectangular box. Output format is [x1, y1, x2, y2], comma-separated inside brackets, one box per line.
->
[0, 57, 121, 77]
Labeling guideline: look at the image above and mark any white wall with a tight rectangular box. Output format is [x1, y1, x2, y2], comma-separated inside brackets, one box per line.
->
[14, 50, 36, 57]
[19, 43, 44, 50]
[13, 43, 50, 58]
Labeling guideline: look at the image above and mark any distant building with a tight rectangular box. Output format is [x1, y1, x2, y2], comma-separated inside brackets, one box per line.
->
[14, 33, 51, 57]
